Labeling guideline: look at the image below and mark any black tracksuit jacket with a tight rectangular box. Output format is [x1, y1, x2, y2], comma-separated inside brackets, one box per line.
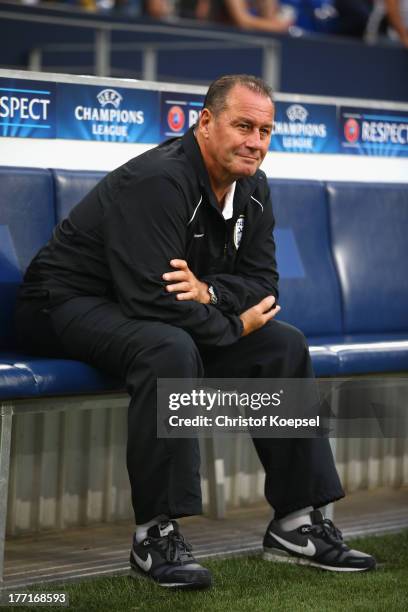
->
[22, 127, 279, 347]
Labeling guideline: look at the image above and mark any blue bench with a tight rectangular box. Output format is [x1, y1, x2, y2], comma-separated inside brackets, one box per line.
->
[1, 166, 408, 583]
[270, 179, 343, 376]
[0, 167, 118, 399]
[270, 178, 408, 375]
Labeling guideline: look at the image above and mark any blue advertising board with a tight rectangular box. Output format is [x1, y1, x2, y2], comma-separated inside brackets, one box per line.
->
[271, 102, 338, 154]
[0, 78, 56, 139]
[340, 107, 408, 158]
[160, 92, 204, 140]
[56, 83, 160, 143]
[2, 75, 408, 161]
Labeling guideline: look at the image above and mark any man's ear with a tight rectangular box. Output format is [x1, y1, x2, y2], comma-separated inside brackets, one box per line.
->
[198, 108, 212, 139]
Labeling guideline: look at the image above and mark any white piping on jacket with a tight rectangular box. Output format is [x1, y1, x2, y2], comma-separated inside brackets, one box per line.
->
[187, 195, 203, 225]
[250, 195, 264, 212]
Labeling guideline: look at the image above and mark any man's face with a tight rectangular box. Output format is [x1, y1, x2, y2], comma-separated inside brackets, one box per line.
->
[200, 84, 274, 182]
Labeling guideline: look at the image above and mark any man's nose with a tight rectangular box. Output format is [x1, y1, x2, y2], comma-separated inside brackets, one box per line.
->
[245, 130, 263, 149]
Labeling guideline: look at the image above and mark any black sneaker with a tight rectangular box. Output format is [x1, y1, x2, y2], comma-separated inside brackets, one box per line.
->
[263, 510, 376, 572]
[129, 520, 212, 588]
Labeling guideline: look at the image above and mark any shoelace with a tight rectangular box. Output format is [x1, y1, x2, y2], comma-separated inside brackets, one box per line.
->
[155, 532, 194, 564]
[308, 518, 344, 543]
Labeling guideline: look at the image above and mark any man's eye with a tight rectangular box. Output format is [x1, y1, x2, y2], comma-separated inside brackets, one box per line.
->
[260, 128, 271, 137]
[238, 124, 250, 130]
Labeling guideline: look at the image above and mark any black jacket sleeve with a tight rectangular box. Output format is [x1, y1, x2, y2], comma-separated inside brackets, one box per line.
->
[103, 173, 243, 346]
[201, 185, 279, 314]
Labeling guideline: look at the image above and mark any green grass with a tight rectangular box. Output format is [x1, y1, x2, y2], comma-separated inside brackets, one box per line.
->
[7, 530, 408, 612]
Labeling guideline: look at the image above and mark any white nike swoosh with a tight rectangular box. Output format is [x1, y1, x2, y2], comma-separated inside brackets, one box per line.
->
[159, 522, 174, 537]
[132, 549, 152, 571]
[270, 532, 317, 557]
[194, 233, 205, 238]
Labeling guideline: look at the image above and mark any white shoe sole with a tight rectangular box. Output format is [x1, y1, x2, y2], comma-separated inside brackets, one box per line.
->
[130, 565, 212, 587]
[263, 549, 373, 572]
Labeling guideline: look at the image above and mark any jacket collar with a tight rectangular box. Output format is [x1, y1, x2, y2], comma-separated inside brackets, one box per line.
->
[181, 127, 260, 208]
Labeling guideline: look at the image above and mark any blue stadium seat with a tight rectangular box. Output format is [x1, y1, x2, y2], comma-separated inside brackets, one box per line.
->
[0, 167, 120, 398]
[268, 179, 343, 375]
[0, 353, 119, 398]
[0, 166, 55, 350]
[327, 182, 408, 374]
[51, 169, 106, 221]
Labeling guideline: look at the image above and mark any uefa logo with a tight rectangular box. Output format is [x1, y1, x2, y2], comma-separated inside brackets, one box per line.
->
[344, 118, 360, 143]
[286, 104, 308, 123]
[167, 105, 185, 132]
[97, 89, 123, 109]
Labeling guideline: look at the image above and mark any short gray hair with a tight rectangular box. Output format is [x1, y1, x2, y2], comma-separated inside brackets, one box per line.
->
[203, 74, 273, 116]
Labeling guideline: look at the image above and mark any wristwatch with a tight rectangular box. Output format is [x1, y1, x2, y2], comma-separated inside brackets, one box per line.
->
[207, 285, 218, 306]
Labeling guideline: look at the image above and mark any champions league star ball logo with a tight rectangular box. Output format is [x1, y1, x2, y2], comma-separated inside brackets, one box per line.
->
[286, 104, 308, 123]
[167, 105, 186, 132]
[344, 118, 360, 143]
[96, 89, 123, 109]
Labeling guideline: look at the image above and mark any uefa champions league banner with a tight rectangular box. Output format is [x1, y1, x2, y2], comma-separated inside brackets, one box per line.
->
[1, 74, 408, 158]
[56, 83, 159, 143]
[271, 102, 338, 154]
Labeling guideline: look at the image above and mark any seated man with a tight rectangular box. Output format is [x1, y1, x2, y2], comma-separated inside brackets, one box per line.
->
[16, 74, 375, 589]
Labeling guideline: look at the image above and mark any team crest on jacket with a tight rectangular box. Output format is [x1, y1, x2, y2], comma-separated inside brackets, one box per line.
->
[234, 215, 245, 249]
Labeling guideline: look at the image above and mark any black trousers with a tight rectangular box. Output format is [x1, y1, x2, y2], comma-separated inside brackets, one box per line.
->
[16, 295, 344, 524]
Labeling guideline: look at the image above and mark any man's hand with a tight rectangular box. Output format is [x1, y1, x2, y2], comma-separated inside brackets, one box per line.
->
[163, 259, 210, 304]
[239, 296, 281, 337]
